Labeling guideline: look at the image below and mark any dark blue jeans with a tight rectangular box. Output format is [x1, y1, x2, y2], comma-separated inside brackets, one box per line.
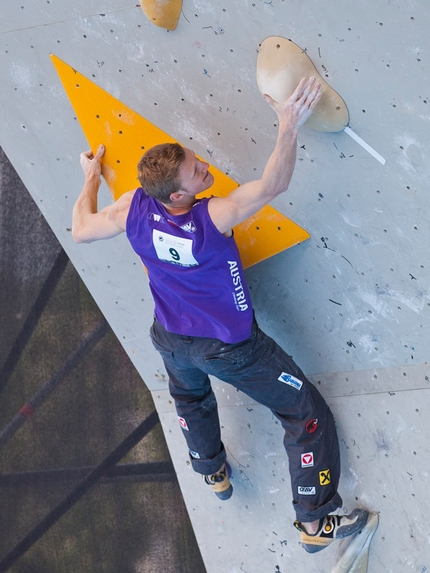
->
[150, 317, 342, 522]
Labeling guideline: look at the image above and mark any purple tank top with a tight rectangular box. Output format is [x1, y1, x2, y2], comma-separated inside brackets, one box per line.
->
[126, 188, 254, 343]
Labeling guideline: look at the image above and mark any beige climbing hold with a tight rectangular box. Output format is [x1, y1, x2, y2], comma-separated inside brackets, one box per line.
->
[257, 36, 349, 132]
[139, 0, 182, 31]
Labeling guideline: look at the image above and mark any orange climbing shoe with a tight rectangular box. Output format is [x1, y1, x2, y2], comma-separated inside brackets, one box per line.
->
[294, 508, 369, 553]
[204, 463, 233, 501]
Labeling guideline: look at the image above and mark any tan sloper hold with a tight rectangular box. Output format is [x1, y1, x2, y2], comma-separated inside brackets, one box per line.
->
[139, 0, 182, 31]
[257, 36, 349, 132]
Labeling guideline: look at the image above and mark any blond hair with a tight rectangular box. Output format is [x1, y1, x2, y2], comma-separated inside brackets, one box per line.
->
[137, 143, 186, 204]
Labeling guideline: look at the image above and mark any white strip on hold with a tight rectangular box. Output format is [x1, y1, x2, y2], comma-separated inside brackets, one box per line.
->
[344, 126, 386, 165]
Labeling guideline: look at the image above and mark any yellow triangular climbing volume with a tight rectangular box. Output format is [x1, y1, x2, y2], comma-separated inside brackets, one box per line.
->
[51, 54, 310, 268]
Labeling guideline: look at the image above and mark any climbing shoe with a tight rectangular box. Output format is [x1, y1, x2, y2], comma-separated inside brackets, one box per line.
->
[204, 463, 233, 500]
[294, 508, 369, 553]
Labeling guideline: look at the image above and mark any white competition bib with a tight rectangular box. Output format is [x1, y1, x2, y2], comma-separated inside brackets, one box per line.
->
[152, 230, 199, 267]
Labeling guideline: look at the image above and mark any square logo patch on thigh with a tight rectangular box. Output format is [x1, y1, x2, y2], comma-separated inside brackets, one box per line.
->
[278, 372, 303, 391]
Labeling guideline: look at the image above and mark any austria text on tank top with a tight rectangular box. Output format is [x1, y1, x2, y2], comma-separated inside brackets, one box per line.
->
[126, 188, 253, 343]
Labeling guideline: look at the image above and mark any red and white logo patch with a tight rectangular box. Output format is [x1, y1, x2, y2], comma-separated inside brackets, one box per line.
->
[178, 417, 189, 431]
[301, 452, 314, 468]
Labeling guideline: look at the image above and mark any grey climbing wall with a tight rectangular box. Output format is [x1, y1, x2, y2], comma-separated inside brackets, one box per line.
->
[1, 0, 429, 571]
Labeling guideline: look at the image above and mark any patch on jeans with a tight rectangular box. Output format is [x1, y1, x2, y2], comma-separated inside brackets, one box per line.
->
[298, 485, 316, 495]
[278, 372, 303, 390]
[306, 418, 318, 434]
[178, 417, 189, 431]
[319, 469, 331, 486]
[189, 450, 200, 459]
[301, 452, 314, 468]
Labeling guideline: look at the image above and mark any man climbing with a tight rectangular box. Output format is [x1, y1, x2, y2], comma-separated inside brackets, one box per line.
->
[72, 77, 368, 553]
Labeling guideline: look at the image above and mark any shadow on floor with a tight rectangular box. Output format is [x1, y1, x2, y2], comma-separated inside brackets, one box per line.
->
[0, 147, 205, 573]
